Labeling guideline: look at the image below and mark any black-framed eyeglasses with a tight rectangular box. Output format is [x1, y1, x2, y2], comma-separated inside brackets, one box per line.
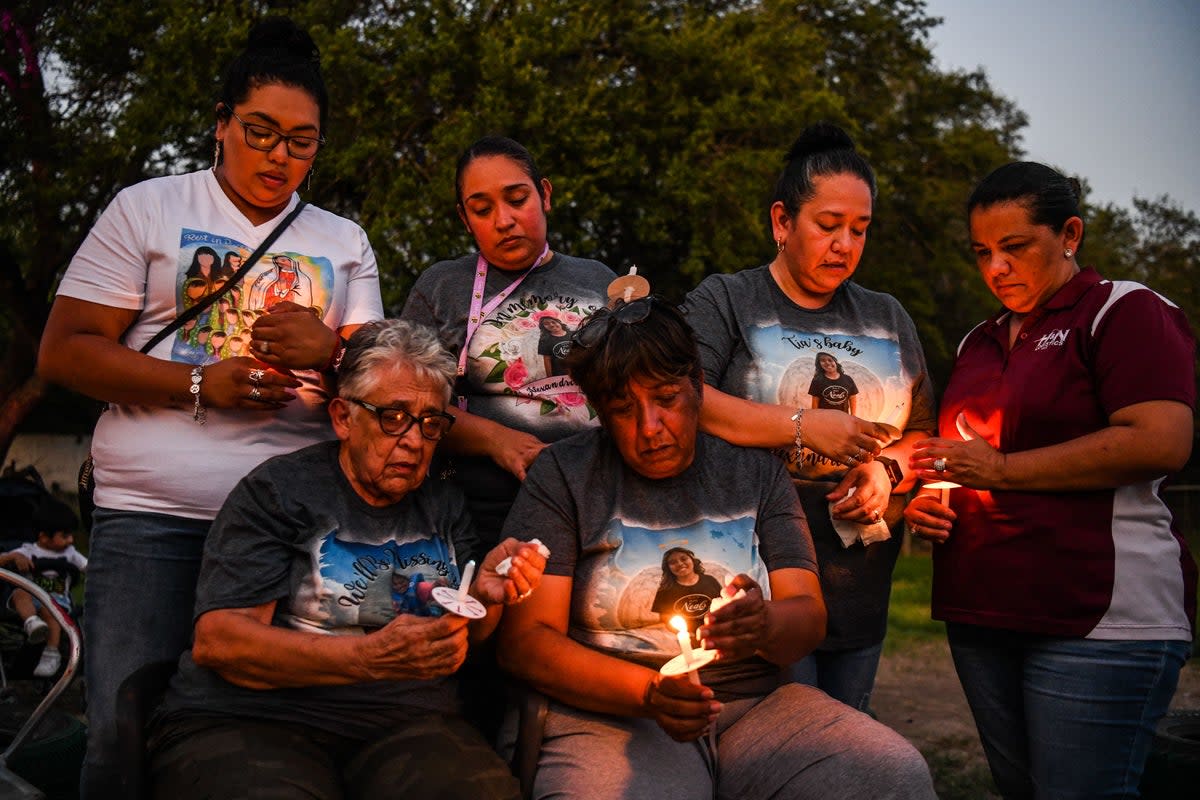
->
[229, 110, 325, 160]
[569, 296, 658, 350]
[349, 399, 455, 441]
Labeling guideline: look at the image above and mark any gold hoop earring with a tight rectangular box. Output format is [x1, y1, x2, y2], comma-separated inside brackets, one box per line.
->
[776, 237, 785, 253]
[212, 139, 222, 171]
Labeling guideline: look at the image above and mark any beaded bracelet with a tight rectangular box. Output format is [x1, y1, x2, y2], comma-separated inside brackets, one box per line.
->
[190, 366, 207, 425]
[789, 408, 804, 459]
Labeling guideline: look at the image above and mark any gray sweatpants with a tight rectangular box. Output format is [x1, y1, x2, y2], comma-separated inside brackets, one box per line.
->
[533, 683, 935, 800]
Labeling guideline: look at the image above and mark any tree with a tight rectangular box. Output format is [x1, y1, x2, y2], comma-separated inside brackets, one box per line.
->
[4, 0, 1194, 465]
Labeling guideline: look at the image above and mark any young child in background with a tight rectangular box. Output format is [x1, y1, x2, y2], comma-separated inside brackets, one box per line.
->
[3, 498, 87, 677]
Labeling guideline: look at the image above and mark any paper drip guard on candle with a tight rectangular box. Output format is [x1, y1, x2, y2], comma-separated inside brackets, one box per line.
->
[431, 560, 487, 619]
[607, 266, 650, 306]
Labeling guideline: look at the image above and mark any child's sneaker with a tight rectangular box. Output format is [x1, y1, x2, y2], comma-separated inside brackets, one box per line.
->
[23, 616, 48, 645]
[33, 648, 60, 678]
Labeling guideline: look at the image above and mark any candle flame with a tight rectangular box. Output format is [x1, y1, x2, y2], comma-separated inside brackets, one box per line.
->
[669, 615, 687, 634]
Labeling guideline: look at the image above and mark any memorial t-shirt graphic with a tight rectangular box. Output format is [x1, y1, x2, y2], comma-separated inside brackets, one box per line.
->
[469, 293, 603, 419]
[745, 324, 913, 480]
[571, 514, 769, 664]
[171, 228, 336, 366]
[284, 529, 464, 632]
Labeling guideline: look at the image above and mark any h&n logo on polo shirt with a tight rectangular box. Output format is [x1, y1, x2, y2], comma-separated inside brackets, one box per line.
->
[1034, 329, 1069, 351]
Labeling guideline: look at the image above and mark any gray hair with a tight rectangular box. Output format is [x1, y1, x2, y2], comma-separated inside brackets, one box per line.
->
[337, 319, 456, 402]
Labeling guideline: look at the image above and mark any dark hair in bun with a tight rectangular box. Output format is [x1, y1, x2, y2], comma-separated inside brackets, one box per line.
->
[772, 122, 877, 216]
[967, 162, 1084, 244]
[219, 17, 328, 130]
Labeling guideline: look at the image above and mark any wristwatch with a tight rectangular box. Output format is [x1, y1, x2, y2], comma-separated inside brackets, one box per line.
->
[876, 456, 903, 490]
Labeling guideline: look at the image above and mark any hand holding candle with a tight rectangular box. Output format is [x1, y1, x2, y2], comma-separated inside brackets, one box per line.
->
[473, 536, 549, 607]
[697, 575, 767, 663]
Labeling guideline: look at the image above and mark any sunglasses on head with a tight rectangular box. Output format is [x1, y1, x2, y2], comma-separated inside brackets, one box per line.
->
[569, 296, 659, 350]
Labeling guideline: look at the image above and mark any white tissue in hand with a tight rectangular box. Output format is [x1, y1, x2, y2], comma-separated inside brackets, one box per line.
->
[830, 486, 891, 548]
[496, 538, 551, 576]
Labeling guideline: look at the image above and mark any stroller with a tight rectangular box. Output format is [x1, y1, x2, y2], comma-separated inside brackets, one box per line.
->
[0, 467, 86, 798]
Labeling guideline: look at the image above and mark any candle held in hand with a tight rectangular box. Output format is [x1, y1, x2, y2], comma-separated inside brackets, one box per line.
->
[669, 615, 693, 668]
[457, 560, 476, 603]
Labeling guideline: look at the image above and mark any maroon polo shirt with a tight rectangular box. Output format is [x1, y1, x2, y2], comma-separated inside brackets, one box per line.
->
[932, 268, 1197, 639]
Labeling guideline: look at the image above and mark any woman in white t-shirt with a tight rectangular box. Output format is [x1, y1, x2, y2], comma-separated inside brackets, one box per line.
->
[37, 18, 382, 797]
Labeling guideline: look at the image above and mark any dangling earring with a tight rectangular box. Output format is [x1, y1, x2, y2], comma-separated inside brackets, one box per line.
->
[1064, 248, 1074, 259]
[305, 166, 315, 193]
[776, 237, 785, 253]
[212, 139, 222, 172]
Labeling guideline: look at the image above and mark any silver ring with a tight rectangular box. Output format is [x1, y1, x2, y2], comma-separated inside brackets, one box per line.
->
[249, 368, 265, 385]
[847, 455, 859, 465]
[260, 340, 270, 355]
[933, 457, 947, 473]
[249, 386, 262, 400]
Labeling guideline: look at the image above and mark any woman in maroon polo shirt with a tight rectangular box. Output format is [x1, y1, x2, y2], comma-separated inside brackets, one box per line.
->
[904, 161, 1196, 799]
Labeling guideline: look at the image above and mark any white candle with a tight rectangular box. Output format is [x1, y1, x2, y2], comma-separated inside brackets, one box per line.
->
[457, 560, 476, 603]
[925, 481, 959, 508]
[669, 615, 701, 685]
[669, 616, 692, 667]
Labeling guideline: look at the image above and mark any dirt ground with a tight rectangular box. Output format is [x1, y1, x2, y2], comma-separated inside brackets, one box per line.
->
[872, 640, 1200, 798]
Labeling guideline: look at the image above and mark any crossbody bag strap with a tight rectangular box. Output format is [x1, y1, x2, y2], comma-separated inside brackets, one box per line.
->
[139, 201, 309, 354]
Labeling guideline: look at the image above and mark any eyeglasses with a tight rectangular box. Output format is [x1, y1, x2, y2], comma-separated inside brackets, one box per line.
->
[569, 296, 657, 350]
[228, 110, 325, 160]
[349, 399, 455, 441]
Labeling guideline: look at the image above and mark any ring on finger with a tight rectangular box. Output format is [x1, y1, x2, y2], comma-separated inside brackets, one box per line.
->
[250, 386, 262, 400]
[260, 340, 270, 355]
[933, 457, 947, 473]
[249, 368, 265, 385]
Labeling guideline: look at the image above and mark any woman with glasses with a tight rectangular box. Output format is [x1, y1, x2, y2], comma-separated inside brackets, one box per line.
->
[682, 122, 936, 713]
[497, 297, 935, 800]
[149, 320, 544, 800]
[402, 136, 615, 548]
[38, 17, 382, 796]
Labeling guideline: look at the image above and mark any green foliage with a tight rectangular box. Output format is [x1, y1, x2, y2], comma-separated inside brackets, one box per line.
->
[2, 0, 1197, 446]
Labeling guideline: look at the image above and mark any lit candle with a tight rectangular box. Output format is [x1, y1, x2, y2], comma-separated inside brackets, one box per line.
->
[457, 560, 476, 603]
[669, 615, 701, 685]
[924, 480, 959, 507]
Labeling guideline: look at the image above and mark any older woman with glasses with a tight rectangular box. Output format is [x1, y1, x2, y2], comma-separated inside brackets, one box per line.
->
[497, 297, 935, 800]
[149, 319, 545, 800]
[38, 18, 382, 796]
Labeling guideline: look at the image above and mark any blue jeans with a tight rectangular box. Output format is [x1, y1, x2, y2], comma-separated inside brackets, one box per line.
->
[790, 642, 884, 712]
[81, 509, 210, 800]
[946, 622, 1190, 799]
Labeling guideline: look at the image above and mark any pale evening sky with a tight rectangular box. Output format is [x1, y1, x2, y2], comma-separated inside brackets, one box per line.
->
[922, 0, 1200, 214]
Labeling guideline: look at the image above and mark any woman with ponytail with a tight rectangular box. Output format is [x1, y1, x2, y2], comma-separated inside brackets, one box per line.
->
[684, 122, 935, 712]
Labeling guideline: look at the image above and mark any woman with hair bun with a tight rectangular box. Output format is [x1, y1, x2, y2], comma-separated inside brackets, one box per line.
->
[684, 122, 935, 712]
[39, 17, 382, 795]
[904, 161, 1196, 798]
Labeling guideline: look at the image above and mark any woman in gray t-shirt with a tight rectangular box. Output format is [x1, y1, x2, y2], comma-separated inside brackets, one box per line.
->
[684, 122, 936, 712]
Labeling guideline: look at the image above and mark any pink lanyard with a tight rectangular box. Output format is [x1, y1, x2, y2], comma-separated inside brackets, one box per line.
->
[456, 244, 550, 409]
